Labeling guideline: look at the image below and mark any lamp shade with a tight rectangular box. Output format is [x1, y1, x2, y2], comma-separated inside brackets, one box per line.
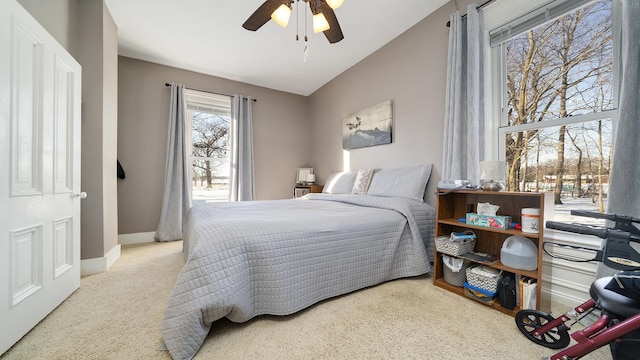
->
[307, 174, 316, 183]
[271, 4, 292, 28]
[326, 0, 344, 9]
[479, 161, 507, 191]
[479, 161, 507, 181]
[312, 12, 330, 33]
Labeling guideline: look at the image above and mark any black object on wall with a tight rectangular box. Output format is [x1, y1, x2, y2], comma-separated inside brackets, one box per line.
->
[117, 160, 125, 180]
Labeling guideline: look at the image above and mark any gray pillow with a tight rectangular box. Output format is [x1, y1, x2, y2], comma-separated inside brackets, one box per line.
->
[367, 164, 432, 201]
[322, 171, 357, 194]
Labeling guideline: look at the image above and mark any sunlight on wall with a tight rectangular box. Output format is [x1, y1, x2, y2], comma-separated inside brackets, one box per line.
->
[342, 150, 350, 171]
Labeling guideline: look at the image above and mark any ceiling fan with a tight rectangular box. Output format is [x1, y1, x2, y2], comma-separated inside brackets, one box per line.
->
[242, 0, 345, 44]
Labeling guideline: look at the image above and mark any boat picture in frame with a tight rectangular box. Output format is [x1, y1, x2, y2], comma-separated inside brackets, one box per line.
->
[342, 100, 393, 150]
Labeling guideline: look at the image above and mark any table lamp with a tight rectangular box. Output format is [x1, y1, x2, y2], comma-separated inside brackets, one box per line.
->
[306, 173, 316, 185]
[478, 161, 506, 191]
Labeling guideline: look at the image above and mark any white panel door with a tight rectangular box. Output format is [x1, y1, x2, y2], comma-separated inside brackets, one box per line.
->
[0, 0, 82, 354]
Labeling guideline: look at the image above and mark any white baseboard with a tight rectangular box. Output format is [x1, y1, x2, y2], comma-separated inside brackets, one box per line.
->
[118, 231, 156, 245]
[81, 244, 121, 276]
[544, 282, 588, 307]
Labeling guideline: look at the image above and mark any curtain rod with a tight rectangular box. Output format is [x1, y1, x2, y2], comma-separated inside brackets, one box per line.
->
[164, 83, 257, 102]
[446, 0, 494, 27]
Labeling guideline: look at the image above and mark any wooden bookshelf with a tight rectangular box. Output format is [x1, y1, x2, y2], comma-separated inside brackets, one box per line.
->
[433, 190, 553, 315]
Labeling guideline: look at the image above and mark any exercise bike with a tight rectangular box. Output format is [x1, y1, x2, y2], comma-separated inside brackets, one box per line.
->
[515, 210, 640, 360]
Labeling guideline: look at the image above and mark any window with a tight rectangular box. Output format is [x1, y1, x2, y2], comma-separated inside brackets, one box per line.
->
[490, 0, 617, 228]
[184, 90, 232, 203]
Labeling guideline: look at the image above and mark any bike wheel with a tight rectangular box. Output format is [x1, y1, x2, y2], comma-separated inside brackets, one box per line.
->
[515, 310, 571, 349]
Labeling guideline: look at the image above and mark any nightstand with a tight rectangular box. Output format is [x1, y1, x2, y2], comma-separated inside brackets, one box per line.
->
[293, 184, 323, 198]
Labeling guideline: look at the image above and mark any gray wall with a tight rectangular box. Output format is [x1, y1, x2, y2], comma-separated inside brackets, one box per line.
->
[18, 0, 120, 260]
[117, 57, 310, 234]
[308, 1, 470, 206]
[76, 0, 119, 259]
[16, 0, 78, 57]
[101, 2, 119, 257]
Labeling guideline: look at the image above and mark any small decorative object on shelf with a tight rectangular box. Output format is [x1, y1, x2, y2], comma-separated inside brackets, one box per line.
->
[481, 180, 505, 192]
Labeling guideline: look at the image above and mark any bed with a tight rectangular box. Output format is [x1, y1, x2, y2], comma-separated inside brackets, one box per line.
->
[161, 165, 435, 360]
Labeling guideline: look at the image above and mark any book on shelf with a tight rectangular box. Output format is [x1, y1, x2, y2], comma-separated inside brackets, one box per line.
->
[459, 251, 499, 265]
[518, 276, 537, 310]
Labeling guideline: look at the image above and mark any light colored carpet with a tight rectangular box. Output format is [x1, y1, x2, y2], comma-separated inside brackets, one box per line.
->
[1, 241, 611, 360]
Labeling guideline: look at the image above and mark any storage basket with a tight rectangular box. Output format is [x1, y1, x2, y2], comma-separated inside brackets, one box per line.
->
[464, 282, 497, 305]
[465, 265, 502, 293]
[434, 232, 476, 256]
[442, 255, 472, 287]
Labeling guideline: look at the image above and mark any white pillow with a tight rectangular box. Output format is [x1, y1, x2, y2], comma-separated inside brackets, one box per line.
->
[351, 168, 375, 194]
[322, 171, 357, 194]
[367, 164, 432, 201]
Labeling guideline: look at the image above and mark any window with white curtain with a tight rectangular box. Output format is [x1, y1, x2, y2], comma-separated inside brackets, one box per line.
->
[487, 0, 619, 236]
[184, 89, 232, 203]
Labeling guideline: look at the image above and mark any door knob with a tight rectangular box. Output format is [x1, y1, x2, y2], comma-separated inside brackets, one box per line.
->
[74, 192, 87, 199]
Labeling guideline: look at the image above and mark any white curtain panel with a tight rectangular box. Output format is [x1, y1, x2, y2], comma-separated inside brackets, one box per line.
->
[155, 83, 192, 242]
[229, 95, 255, 201]
[442, 4, 485, 186]
[597, 0, 640, 277]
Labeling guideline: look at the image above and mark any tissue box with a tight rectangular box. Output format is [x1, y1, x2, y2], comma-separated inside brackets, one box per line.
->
[466, 213, 512, 230]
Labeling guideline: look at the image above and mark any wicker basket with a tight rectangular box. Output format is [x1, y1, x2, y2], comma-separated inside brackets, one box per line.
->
[435, 235, 476, 256]
[465, 266, 502, 293]
[442, 255, 472, 287]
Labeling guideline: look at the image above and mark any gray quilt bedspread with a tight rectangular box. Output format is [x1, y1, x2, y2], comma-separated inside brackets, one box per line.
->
[161, 194, 435, 360]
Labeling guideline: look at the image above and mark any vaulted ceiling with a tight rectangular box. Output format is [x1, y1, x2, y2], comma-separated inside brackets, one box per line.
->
[105, 0, 449, 96]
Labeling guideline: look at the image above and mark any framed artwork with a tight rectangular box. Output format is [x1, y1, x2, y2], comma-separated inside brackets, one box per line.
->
[342, 100, 393, 150]
[296, 168, 313, 184]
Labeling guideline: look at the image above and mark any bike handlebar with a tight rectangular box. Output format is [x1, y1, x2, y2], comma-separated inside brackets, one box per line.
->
[570, 210, 616, 221]
[570, 210, 640, 224]
[546, 221, 609, 239]
[546, 221, 640, 244]
[569, 210, 640, 235]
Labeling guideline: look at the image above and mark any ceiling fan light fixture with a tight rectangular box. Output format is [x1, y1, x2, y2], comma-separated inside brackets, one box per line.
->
[271, 3, 292, 28]
[312, 12, 330, 33]
[243, 0, 343, 43]
[325, 0, 344, 9]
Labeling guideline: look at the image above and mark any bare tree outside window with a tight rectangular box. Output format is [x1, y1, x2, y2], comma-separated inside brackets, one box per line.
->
[184, 90, 232, 203]
[191, 110, 230, 191]
[503, 0, 613, 212]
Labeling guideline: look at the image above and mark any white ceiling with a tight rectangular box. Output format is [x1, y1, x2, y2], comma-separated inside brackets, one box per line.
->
[104, 0, 448, 96]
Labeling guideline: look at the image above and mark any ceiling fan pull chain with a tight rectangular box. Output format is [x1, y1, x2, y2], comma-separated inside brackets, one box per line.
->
[296, 0, 299, 40]
[304, 1, 308, 42]
[304, 0, 309, 62]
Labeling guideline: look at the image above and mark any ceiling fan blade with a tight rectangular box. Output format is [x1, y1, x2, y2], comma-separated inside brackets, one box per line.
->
[319, 2, 344, 43]
[242, 0, 284, 31]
